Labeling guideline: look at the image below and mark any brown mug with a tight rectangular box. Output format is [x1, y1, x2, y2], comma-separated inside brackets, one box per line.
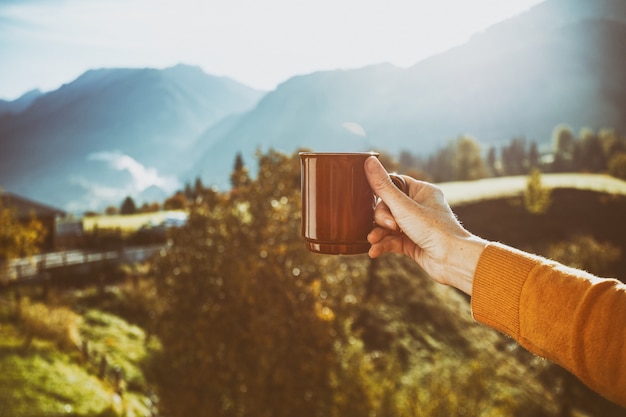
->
[300, 152, 407, 255]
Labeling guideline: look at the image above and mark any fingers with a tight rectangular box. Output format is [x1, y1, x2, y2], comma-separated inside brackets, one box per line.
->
[373, 200, 398, 231]
[367, 228, 405, 258]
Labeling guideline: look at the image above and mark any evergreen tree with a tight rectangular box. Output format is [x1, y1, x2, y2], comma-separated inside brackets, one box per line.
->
[501, 137, 527, 176]
[230, 152, 251, 189]
[120, 196, 137, 215]
[552, 125, 575, 172]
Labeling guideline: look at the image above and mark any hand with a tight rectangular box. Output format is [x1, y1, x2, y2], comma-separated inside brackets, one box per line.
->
[364, 156, 487, 295]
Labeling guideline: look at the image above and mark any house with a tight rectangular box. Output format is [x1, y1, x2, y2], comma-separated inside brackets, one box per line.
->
[0, 192, 66, 252]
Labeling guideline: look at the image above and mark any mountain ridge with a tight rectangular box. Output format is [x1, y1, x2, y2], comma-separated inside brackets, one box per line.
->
[1, 0, 625, 210]
[0, 64, 265, 210]
[188, 0, 626, 187]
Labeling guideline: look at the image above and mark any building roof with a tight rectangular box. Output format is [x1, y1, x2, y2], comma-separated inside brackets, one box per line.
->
[0, 192, 65, 219]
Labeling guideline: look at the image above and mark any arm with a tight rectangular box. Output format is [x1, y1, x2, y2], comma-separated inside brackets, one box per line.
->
[364, 156, 626, 407]
[473, 243, 626, 407]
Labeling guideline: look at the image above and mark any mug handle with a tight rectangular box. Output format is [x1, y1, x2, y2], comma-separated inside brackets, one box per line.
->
[389, 173, 408, 195]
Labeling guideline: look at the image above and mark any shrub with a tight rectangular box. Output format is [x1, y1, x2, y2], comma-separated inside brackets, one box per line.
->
[19, 299, 82, 351]
[523, 168, 552, 215]
[608, 152, 626, 180]
[548, 235, 621, 277]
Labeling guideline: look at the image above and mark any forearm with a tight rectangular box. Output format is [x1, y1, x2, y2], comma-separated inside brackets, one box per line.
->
[471, 242, 626, 407]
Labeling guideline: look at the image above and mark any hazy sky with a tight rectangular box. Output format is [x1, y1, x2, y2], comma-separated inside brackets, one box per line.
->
[0, 0, 544, 100]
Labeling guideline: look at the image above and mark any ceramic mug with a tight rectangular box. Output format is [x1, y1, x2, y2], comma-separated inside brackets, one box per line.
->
[300, 152, 407, 255]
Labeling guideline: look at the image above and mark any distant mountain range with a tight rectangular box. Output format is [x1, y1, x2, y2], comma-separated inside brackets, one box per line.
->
[0, 65, 265, 211]
[1, 0, 625, 212]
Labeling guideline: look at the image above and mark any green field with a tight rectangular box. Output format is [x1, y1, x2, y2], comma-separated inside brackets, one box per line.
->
[439, 173, 626, 205]
[82, 210, 187, 232]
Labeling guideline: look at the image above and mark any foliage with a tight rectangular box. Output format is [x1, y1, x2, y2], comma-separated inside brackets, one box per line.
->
[119, 196, 137, 215]
[163, 191, 188, 210]
[548, 235, 621, 277]
[501, 137, 529, 176]
[608, 152, 626, 180]
[18, 298, 83, 351]
[150, 149, 562, 417]
[454, 135, 487, 180]
[523, 168, 552, 215]
[0, 300, 155, 417]
[427, 136, 487, 182]
[0, 193, 47, 260]
[151, 150, 339, 417]
[396, 124, 626, 182]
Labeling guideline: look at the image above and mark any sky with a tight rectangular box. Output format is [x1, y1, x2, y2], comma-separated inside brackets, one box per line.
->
[0, 0, 544, 100]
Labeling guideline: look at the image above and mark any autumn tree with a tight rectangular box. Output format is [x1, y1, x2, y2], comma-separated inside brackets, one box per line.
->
[163, 192, 187, 210]
[0, 193, 47, 261]
[151, 150, 340, 417]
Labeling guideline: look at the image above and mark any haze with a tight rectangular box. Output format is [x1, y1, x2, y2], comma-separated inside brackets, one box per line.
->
[0, 0, 543, 100]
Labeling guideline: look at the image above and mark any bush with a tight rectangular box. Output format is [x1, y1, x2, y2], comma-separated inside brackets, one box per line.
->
[523, 168, 552, 215]
[18, 299, 82, 351]
[548, 235, 621, 277]
[608, 152, 626, 180]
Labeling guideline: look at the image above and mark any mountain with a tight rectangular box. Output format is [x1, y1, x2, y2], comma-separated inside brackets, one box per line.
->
[2, 0, 625, 210]
[190, 0, 626, 188]
[0, 64, 265, 211]
[0, 89, 42, 115]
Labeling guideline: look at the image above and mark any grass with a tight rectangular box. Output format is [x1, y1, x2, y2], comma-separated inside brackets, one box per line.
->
[0, 295, 156, 417]
[82, 210, 186, 232]
[439, 173, 626, 205]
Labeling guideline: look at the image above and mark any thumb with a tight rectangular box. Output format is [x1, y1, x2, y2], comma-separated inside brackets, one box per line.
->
[364, 156, 405, 204]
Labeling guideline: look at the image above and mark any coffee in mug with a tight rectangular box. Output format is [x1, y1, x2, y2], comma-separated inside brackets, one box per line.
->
[299, 152, 406, 255]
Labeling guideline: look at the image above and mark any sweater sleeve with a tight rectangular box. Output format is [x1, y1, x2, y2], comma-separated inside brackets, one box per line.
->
[471, 242, 626, 408]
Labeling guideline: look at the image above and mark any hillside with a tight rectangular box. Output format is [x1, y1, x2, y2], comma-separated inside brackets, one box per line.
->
[3, 186, 626, 416]
[190, 0, 626, 188]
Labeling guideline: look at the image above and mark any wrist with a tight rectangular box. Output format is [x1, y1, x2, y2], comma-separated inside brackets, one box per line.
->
[442, 234, 489, 296]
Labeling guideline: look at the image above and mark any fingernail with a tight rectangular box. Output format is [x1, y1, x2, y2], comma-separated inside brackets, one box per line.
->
[365, 156, 379, 172]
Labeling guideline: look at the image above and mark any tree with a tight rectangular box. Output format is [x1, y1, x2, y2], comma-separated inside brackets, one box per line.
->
[486, 146, 499, 177]
[454, 136, 486, 181]
[528, 141, 539, 169]
[163, 192, 187, 210]
[0, 193, 47, 261]
[501, 137, 527, 176]
[120, 196, 137, 215]
[608, 152, 626, 180]
[523, 169, 552, 215]
[230, 152, 251, 189]
[151, 150, 339, 417]
[575, 128, 606, 172]
[552, 125, 575, 172]
[427, 142, 456, 182]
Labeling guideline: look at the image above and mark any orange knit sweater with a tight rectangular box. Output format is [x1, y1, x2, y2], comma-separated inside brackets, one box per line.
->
[471, 242, 626, 408]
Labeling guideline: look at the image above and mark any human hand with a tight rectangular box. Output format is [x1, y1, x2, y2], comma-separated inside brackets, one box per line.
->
[364, 156, 487, 295]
